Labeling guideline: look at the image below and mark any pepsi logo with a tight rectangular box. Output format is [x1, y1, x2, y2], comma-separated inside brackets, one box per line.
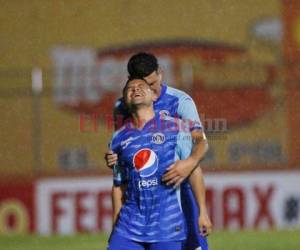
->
[138, 178, 158, 189]
[133, 148, 158, 177]
[151, 133, 165, 144]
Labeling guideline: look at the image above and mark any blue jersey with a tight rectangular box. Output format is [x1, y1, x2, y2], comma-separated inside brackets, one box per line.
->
[110, 114, 192, 243]
[113, 83, 209, 250]
[114, 84, 202, 131]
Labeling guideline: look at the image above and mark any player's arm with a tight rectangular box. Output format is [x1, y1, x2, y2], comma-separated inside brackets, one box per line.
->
[111, 184, 126, 227]
[173, 130, 212, 235]
[190, 129, 208, 169]
[111, 155, 127, 227]
[109, 131, 126, 227]
[112, 185, 122, 226]
[188, 167, 212, 236]
[163, 95, 208, 186]
[177, 94, 209, 165]
[163, 129, 208, 186]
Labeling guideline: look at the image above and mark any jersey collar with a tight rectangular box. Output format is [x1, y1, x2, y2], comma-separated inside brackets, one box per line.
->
[154, 83, 167, 103]
[125, 112, 160, 132]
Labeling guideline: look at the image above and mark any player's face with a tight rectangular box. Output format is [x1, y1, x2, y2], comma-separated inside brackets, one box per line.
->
[143, 70, 162, 97]
[124, 79, 154, 107]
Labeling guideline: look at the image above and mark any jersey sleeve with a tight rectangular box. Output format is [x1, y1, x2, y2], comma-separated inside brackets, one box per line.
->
[177, 95, 202, 131]
[112, 164, 127, 186]
[110, 131, 128, 186]
[175, 130, 193, 160]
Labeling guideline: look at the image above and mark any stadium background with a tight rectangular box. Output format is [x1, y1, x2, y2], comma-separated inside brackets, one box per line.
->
[0, 0, 300, 248]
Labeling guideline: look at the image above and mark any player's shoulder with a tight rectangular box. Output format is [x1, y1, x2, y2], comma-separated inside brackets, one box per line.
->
[159, 115, 193, 136]
[111, 125, 128, 145]
[165, 85, 193, 101]
[160, 114, 182, 122]
[159, 115, 185, 128]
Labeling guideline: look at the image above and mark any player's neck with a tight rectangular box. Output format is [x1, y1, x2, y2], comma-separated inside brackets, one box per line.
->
[132, 107, 155, 129]
[155, 84, 163, 99]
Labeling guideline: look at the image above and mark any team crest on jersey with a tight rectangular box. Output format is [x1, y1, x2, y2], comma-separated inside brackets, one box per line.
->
[151, 133, 165, 144]
[133, 148, 158, 177]
[159, 110, 170, 117]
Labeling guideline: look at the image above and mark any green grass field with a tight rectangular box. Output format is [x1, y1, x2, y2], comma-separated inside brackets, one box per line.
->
[1, 230, 299, 250]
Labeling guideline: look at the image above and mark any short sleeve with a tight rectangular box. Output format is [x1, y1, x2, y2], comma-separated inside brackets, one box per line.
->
[177, 95, 202, 131]
[175, 130, 193, 160]
[113, 163, 127, 186]
[110, 132, 127, 186]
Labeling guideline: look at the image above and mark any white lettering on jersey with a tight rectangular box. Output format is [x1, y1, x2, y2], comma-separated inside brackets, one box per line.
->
[120, 136, 139, 149]
[138, 178, 158, 190]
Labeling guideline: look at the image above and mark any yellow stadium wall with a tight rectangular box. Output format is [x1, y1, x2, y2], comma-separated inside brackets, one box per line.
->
[0, 0, 285, 176]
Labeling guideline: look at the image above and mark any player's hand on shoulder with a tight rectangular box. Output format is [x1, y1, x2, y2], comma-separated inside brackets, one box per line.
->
[104, 150, 118, 169]
[162, 158, 195, 187]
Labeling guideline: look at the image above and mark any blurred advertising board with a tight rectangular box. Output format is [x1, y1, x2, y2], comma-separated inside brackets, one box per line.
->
[1, 171, 300, 235]
[0, 181, 34, 234]
[206, 171, 300, 229]
[283, 0, 300, 63]
[35, 177, 112, 235]
[283, 0, 300, 165]
[49, 41, 287, 170]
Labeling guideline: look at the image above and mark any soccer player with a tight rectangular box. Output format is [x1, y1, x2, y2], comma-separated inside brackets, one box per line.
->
[108, 77, 200, 250]
[106, 52, 212, 250]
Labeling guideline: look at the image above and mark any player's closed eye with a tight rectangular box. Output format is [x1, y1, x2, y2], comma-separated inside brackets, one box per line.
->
[128, 85, 141, 91]
[147, 81, 155, 86]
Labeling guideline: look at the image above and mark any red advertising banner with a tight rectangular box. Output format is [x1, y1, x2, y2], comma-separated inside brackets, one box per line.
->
[35, 173, 300, 235]
[0, 181, 34, 233]
[35, 177, 112, 234]
[1, 172, 300, 235]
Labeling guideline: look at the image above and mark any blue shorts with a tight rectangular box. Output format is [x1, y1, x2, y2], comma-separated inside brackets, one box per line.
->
[107, 231, 183, 250]
[181, 185, 209, 250]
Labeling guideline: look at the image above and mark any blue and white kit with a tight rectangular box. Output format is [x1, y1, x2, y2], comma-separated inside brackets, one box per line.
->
[108, 114, 192, 249]
[113, 84, 209, 250]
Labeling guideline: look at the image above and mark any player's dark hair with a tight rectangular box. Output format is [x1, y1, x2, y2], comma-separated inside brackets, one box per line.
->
[127, 52, 159, 78]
